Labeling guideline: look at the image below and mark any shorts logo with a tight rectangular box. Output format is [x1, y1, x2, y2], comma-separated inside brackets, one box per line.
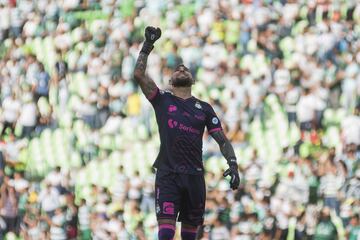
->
[163, 202, 175, 215]
[195, 102, 202, 109]
[212, 117, 219, 124]
[168, 105, 177, 113]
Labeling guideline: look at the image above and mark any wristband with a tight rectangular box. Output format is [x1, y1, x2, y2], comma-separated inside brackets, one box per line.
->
[227, 158, 238, 167]
[140, 41, 154, 55]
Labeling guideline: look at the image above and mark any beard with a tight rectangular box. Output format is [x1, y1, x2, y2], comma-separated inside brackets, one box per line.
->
[172, 75, 193, 87]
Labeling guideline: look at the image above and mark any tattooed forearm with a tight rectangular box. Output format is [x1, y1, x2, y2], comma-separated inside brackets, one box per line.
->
[134, 52, 148, 78]
[134, 52, 157, 98]
[211, 131, 237, 164]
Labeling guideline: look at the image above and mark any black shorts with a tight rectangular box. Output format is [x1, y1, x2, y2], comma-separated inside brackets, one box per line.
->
[155, 171, 206, 226]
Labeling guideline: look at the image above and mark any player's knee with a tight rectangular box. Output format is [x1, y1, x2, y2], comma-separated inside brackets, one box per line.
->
[158, 222, 176, 240]
[181, 224, 198, 240]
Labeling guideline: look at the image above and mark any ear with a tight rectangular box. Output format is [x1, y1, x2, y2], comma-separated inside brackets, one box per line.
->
[169, 77, 173, 85]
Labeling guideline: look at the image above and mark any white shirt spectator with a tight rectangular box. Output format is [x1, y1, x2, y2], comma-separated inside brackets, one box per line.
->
[122, 54, 135, 81]
[101, 115, 122, 134]
[247, 81, 264, 109]
[285, 86, 300, 113]
[23, 17, 38, 37]
[10, 178, 29, 192]
[78, 204, 90, 231]
[2, 96, 21, 123]
[274, 68, 290, 94]
[28, 225, 41, 240]
[18, 101, 37, 127]
[341, 115, 360, 145]
[46, 170, 63, 187]
[38, 187, 60, 212]
[106, 217, 120, 234]
[296, 94, 315, 123]
[0, 5, 10, 31]
[128, 175, 142, 200]
[319, 173, 344, 198]
[26, 62, 39, 85]
[9, 7, 23, 28]
[50, 212, 66, 240]
[210, 223, 230, 240]
[4, 138, 26, 162]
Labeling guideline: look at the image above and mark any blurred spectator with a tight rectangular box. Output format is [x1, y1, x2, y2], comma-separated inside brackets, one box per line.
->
[38, 184, 60, 218]
[347, 214, 360, 240]
[313, 207, 338, 240]
[1, 92, 21, 138]
[78, 199, 91, 240]
[18, 93, 37, 139]
[34, 63, 50, 102]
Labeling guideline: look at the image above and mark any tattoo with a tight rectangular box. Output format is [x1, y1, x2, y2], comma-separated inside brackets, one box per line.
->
[134, 52, 148, 76]
[134, 52, 158, 98]
[211, 130, 237, 164]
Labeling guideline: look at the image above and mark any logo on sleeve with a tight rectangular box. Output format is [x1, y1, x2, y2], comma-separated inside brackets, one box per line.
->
[212, 117, 219, 124]
[195, 102, 202, 109]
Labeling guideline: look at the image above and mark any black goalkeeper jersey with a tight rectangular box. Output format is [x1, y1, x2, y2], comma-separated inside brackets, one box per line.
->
[147, 87, 222, 175]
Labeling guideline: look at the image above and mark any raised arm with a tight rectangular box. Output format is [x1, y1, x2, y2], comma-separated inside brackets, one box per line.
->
[211, 130, 240, 190]
[134, 26, 161, 99]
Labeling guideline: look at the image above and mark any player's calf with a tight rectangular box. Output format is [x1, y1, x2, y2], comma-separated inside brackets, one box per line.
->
[158, 219, 176, 240]
[181, 223, 199, 240]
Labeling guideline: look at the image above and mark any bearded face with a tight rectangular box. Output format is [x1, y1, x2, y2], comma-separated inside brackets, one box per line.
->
[170, 64, 194, 87]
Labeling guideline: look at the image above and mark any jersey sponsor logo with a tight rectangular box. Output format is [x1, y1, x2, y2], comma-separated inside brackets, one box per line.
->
[179, 123, 200, 134]
[163, 202, 175, 215]
[168, 105, 177, 113]
[195, 101, 202, 109]
[212, 117, 219, 124]
[168, 119, 178, 128]
[168, 118, 200, 134]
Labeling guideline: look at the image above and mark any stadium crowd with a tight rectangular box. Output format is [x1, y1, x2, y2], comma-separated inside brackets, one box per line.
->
[0, 0, 360, 239]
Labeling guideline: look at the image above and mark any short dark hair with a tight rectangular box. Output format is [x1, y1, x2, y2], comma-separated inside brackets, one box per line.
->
[174, 64, 189, 72]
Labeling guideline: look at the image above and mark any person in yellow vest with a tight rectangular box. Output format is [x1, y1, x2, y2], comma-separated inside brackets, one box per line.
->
[127, 93, 141, 116]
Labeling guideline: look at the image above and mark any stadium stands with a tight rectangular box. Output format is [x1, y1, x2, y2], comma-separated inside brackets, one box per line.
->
[0, 0, 359, 239]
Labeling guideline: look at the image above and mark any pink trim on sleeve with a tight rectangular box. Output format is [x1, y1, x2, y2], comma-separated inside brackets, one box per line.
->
[208, 128, 222, 134]
[147, 87, 159, 101]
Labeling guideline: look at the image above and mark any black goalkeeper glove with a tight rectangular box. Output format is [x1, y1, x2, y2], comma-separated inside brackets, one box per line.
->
[223, 160, 240, 190]
[140, 26, 161, 55]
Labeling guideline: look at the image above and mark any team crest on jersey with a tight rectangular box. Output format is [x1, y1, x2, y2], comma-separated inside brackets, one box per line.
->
[168, 105, 177, 113]
[212, 117, 219, 124]
[195, 101, 202, 109]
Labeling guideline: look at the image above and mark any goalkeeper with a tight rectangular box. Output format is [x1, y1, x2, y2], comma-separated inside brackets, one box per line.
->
[133, 26, 240, 240]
